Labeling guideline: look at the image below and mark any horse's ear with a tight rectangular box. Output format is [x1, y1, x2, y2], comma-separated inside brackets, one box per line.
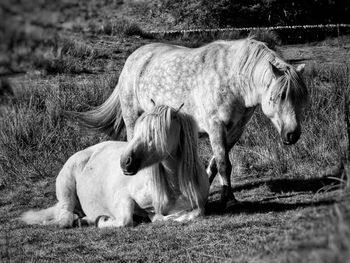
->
[269, 61, 284, 78]
[150, 99, 156, 107]
[296, 64, 305, 74]
[176, 103, 184, 113]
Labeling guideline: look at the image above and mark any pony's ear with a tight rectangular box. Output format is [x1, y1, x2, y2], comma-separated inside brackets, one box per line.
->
[269, 61, 284, 78]
[296, 64, 305, 74]
[176, 103, 184, 113]
[150, 99, 156, 107]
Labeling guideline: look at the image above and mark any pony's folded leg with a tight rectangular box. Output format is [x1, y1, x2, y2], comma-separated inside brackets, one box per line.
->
[95, 215, 134, 228]
[55, 162, 80, 228]
[95, 197, 134, 228]
[172, 208, 203, 222]
[151, 209, 203, 222]
[149, 213, 171, 222]
[151, 211, 188, 222]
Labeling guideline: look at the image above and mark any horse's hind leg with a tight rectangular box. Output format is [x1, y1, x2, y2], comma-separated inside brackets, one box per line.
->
[96, 197, 134, 228]
[123, 111, 141, 141]
[120, 92, 142, 141]
[55, 167, 79, 228]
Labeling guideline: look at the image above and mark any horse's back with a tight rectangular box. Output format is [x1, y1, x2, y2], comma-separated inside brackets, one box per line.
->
[62, 141, 126, 173]
[117, 38, 261, 134]
[74, 141, 127, 187]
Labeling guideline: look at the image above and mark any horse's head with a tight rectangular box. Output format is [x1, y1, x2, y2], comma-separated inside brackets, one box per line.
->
[120, 105, 182, 175]
[261, 62, 308, 145]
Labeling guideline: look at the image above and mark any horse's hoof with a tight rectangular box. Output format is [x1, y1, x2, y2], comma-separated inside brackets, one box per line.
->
[220, 186, 238, 210]
[226, 196, 239, 208]
[95, 215, 110, 227]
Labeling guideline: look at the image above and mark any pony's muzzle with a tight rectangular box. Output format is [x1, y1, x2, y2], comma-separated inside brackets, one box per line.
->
[120, 152, 140, 175]
[282, 129, 301, 145]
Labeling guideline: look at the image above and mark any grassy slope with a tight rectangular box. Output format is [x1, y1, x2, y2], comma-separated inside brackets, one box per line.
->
[1, 1, 350, 262]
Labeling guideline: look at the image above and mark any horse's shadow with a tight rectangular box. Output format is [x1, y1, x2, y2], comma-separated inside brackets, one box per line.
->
[205, 198, 336, 216]
[206, 171, 346, 216]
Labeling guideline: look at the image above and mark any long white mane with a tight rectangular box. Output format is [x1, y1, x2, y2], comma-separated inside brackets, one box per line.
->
[137, 105, 202, 214]
[235, 37, 308, 105]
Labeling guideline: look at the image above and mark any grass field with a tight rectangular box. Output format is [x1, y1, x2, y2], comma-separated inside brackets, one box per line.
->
[1, 1, 350, 262]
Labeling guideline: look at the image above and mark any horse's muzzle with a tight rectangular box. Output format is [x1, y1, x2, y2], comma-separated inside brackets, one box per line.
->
[282, 130, 301, 145]
[120, 152, 140, 175]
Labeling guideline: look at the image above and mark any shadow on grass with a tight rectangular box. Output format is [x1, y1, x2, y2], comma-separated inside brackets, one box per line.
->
[234, 168, 347, 194]
[205, 198, 336, 216]
[206, 168, 346, 215]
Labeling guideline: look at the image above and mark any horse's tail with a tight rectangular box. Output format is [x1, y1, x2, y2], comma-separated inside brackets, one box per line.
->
[65, 87, 125, 140]
[21, 205, 58, 225]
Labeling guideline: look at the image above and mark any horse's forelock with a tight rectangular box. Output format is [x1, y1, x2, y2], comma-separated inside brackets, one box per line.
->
[138, 105, 171, 155]
[285, 68, 308, 106]
[271, 67, 308, 106]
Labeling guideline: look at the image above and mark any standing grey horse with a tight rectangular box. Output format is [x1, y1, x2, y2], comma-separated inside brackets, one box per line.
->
[70, 37, 308, 208]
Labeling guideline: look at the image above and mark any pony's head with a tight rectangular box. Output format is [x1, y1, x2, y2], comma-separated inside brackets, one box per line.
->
[260, 61, 308, 145]
[120, 105, 183, 175]
[120, 104, 203, 213]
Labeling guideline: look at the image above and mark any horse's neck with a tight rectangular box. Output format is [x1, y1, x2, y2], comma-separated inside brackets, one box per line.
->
[240, 84, 261, 108]
[235, 67, 270, 108]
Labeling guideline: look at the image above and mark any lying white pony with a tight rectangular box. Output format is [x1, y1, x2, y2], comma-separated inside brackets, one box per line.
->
[21, 105, 209, 228]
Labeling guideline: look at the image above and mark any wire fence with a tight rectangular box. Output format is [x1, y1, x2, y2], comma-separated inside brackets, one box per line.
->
[149, 24, 350, 35]
[148, 24, 350, 43]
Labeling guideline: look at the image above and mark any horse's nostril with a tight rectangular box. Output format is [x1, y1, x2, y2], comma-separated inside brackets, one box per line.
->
[287, 132, 300, 143]
[125, 156, 132, 167]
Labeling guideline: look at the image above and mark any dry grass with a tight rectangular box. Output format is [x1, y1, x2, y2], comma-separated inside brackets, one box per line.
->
[156, 28, 280, 49]
[0, 74, 117, 190]
[87, 17, 153, 39]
